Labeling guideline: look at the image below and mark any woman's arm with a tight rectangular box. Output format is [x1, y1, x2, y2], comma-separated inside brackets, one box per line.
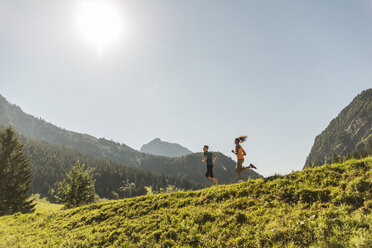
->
[242, 148, 247, 156]
[231, 145, 238, 154]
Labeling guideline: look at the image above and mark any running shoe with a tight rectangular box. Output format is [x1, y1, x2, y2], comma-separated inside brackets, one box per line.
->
[249, 164, 257, 169]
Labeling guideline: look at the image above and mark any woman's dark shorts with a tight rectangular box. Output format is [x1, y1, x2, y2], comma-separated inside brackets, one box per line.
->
[205, 165, 214, 178]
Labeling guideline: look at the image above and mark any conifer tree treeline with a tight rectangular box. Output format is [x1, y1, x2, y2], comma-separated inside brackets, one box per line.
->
[0, 127, 35, 216]
[19, 135, 202, 202]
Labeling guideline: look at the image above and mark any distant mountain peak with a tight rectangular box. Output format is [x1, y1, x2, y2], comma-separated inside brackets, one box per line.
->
[140, 138, 193, 157]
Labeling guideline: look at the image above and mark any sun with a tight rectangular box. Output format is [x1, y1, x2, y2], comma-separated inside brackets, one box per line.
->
[77, 0, 123, 53]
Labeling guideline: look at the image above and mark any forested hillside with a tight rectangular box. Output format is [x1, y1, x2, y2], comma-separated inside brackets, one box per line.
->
[305, 89, 372, 167]
[0, 94, 261, 183]
[19, 135, 201, 202]
[1, 157, 371, 247]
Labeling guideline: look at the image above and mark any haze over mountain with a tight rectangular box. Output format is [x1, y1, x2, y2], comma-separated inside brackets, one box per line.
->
[140, 138, 193, 157]
[0, 94, 262, 184]
[305, 89, 372, 167]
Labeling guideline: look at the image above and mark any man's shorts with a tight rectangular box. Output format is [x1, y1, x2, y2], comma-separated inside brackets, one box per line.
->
[205, 165, 214, 178]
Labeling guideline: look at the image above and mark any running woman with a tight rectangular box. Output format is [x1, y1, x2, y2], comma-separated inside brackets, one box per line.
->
[232, 136, 257, 182]
[201, 145, 218, 186]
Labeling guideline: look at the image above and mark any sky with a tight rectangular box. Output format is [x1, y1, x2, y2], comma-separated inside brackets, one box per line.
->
[0, 0, 371, 177]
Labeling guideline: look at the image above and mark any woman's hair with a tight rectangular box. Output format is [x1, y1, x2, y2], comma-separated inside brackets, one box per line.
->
[236, 135, 247, 143]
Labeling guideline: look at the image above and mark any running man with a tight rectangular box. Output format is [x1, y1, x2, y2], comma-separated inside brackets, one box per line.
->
[232, 136, 257, 182]
[201, 145, 218, 185]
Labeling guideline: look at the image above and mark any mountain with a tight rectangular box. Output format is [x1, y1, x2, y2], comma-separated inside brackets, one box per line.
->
[0, 94, 262, 184]
[1, 157, 371, 247]
[140, 138, 193, 157]
[0, 94, 138, 166]
[305, 89, 372, 167]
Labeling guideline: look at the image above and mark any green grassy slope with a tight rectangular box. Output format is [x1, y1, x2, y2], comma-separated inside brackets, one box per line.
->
[1, 158, 371, 247]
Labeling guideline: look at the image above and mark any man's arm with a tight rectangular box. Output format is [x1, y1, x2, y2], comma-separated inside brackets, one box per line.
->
[213, 154, 217, 164]
[201, 155, 207, 163]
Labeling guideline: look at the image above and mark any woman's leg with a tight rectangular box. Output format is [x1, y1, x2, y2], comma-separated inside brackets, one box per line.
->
[239, 158, 250, 173]
[236, 162, 243, 180]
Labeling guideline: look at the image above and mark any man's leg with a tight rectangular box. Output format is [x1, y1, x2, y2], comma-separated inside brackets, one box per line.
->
[209, 177, 218, 185]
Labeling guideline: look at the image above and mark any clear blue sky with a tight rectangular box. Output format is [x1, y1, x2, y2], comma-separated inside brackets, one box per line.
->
[1, 0, 371, 176]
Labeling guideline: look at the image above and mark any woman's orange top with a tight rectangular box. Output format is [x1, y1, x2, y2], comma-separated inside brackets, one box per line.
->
[236, 145, 244, 160]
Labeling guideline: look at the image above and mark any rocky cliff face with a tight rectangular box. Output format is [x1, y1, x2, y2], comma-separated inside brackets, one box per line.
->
[305, 89, 372, 167]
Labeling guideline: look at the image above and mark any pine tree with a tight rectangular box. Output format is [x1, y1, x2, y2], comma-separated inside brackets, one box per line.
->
[0, 127, 35, 216]
[56, 160, 95, 208]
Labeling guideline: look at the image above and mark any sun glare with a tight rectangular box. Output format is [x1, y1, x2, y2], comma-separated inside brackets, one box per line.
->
[77, 0, 123, 53]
